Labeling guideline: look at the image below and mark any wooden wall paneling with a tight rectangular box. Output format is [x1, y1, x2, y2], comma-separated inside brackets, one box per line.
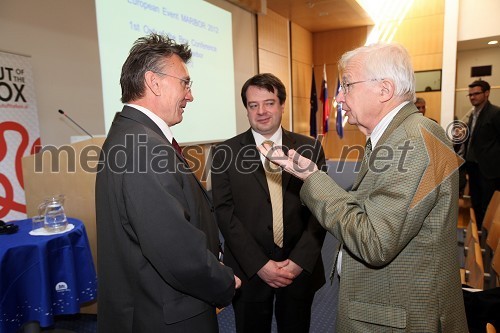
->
[258, 48, 291, 130]
[291, 60, 313, 98]
[291, 23, 313, 65]
[404, 0, 444, 19]
[412, 54, 443, 71]
[292, 96, 311, 135]
[313, 27, 368, 65]
[257, 9, 292, 130]
[291, 60, 314, 135]
[393, 15, 444, 58]
[416, 92, 442, 123]
[390, 1, 444, 127]
[258, 10, 289, 56]
[290, 22, 314, 137]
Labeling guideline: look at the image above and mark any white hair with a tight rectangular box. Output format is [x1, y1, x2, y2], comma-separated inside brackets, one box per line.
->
[338, 43, 416, 102]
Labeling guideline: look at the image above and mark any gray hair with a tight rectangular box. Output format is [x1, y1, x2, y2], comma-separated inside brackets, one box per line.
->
[338, 43, 416, 102]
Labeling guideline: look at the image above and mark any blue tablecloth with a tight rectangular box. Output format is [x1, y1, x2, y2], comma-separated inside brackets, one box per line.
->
[0, 218, 97, 333]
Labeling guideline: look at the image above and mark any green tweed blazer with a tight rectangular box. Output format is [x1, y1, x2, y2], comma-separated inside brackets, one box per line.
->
[301, 103, 468, 332]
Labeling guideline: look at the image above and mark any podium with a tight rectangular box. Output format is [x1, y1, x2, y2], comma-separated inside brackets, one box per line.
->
[22, 137, 105, 313]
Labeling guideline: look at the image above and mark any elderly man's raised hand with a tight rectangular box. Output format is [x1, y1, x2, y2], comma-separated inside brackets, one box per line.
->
[257, 142, 318, 181]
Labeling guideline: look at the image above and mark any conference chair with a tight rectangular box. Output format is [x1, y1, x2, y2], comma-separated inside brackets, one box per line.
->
[480, 191, 500, 248]
[490, 240, 500, 288]
[461, 236, 485, 290]
[458, 195, 472, 230]
[486, 322, 497, 333]
[464, 209, 480, 256]
[483, 219, 500, 288]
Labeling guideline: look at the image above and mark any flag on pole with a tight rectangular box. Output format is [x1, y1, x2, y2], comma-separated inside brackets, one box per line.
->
[335, 78, 344, 138]
[320, 64, 330, 134]
[309, 69, 318, 138]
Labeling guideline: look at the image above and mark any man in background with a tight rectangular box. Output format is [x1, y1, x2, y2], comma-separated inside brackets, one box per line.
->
[415, 97, 437, 122]
[95, 33, 239, 333]
[415, 97, 426, 115]
[211, 73, 326, 332]
[260, 43, 467, 332]
[463, 79, 500, 228]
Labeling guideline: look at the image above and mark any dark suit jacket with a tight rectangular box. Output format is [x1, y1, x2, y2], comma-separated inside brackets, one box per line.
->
[95, 106, 235, 333]
[466, 101, 500, 179]
[211, 128, 326, 301]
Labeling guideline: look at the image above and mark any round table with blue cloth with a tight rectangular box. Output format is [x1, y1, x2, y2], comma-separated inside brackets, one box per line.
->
[0, 217, 97, 333]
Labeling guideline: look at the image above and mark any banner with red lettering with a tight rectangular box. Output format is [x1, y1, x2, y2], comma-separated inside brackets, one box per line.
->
[0, 51, 41, 221]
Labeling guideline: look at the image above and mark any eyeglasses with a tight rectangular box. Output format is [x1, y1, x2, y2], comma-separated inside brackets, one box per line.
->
[340, 79, 380, 95]
[155, 72, 193, 90]
[466, 92, 484, 98]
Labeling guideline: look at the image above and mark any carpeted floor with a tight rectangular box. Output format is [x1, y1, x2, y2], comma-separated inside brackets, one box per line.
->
[44, 233, 339, 333]
[45, 229, 471, 333]
[45, 230, 466, 333]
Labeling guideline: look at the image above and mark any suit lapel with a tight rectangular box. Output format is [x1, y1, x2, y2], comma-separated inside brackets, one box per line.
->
[118, 106, 212, 204]
[281, 129, 295, 191]
[351, 103, 419, 190]
[240, 129, 270, 195]
[119, 106, 188, 165]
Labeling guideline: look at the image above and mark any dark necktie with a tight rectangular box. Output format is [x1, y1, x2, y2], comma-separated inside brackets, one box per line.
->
[172, 138, 183, 157]
[364, 138, 372, 161]
[357, 138, 372, 180]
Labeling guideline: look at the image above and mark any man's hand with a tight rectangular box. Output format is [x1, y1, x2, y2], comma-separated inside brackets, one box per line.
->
[280, 259, 303, 278]
[257, 260, 294, 288]
[257, 143, 318, 181]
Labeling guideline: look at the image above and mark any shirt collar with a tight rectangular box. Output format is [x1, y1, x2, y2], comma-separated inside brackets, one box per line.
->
[369, 101, 409, 147]
[126, 104, 175, 144]
[251, 127, 283, 147]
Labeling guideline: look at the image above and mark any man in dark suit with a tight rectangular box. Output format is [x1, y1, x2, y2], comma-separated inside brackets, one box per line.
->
[463, 80, 500, 227]
[95, 33, 240, 333]
[211, 73, 326, 332]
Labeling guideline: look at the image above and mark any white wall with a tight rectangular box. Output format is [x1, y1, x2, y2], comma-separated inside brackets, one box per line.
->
[0, 0, 257, 147]
[0, 0, 105, 146]
[458, 0, 500, 41]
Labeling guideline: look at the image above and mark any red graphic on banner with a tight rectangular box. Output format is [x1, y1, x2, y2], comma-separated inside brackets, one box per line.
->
[0, 121, 32, 218]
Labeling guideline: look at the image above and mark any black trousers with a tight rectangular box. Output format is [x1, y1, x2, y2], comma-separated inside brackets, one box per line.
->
[232, 285, 314, 333]
[463, 287, 500, 333]
[232, 246, 315, 333]
[466, 162, 498, 228]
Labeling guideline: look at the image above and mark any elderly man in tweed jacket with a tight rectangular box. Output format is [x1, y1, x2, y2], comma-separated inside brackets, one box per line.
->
[259, 43, 467, 332]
